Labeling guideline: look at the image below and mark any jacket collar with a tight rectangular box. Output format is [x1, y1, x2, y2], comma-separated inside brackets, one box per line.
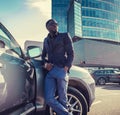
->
[47, 32, 59, 39]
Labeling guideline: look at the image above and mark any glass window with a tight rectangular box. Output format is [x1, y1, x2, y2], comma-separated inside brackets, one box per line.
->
[0, 27, 22, 57]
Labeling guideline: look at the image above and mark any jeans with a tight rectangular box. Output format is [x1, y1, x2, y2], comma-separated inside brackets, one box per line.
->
[45, 66, 69, 115]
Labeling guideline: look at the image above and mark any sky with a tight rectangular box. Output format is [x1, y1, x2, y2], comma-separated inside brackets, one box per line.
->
[0, 0, 51, 48]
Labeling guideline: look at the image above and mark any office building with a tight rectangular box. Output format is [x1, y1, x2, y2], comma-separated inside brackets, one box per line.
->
[52, 0, 120, 41]
[52, 0, 70, 32]
[52, 0, 120, 68]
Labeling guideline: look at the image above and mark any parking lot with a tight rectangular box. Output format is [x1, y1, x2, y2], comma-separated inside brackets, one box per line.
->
[88, 83, 120, 115]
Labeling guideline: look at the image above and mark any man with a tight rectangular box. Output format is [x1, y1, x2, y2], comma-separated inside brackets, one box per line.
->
[42, 19, 74, 115]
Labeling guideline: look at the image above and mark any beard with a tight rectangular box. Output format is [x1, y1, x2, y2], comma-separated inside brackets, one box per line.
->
[49, 30, 57, 36]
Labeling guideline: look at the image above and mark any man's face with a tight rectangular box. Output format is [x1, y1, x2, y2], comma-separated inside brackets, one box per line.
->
[47, 21, 58, 33]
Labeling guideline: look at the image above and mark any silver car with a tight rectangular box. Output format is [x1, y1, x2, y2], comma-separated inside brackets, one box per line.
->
[26, 41, 95, 115]
[0, 22, 95, 115]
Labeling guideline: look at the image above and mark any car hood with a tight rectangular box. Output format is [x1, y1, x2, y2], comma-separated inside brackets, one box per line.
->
[69, 65, 95, 84]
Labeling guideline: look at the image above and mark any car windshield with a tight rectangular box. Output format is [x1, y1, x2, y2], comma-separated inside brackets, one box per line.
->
[0, 23, 22, 57]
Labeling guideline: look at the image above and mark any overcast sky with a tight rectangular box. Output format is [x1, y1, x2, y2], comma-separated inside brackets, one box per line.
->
[0, 0, 51, 48]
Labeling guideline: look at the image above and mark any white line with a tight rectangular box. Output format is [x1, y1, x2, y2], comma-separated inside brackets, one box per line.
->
[92, 100, 102, 106]
[96, 93, 120, 97]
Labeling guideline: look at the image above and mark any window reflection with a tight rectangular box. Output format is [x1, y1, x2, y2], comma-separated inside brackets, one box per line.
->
[81, 0, 120, 41]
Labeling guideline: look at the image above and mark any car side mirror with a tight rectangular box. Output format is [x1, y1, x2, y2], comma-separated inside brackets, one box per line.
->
[27, 46, 42, 58]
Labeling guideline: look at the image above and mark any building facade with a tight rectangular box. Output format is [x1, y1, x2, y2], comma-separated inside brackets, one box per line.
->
[81, 0, 120, 42]
[68, 0, 82, 37]
[52, 0, 120, 41]
[52, 0, 70, 32]
[52, 0, 120, 68]
[73, 38, 120, 68]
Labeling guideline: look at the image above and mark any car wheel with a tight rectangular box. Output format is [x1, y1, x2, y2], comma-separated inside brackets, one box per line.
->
[97, 77, 106, 85]
[46, 87, 88, 115]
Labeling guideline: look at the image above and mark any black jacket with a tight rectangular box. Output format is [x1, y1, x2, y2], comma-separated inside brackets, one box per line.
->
[42, 32, 74, 69]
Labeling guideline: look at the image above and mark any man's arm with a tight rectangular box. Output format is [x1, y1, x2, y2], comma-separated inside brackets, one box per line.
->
[42, 39, 47, 64]
[64, 33, 74, 70]
[42, 39, 53, 71]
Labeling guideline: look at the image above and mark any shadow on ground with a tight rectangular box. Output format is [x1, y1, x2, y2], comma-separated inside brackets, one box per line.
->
[96, 83, 120, 90]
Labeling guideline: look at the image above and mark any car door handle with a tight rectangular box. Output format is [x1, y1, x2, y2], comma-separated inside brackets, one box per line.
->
[0, 62, 3, 68]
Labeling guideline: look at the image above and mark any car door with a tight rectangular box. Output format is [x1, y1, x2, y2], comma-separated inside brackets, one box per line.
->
[25, 41, 46, 109]
[109, 70, 120, 82]
[0, 23, 35, 113]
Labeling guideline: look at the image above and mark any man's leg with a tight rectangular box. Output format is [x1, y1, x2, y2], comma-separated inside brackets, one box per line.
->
[45, 70, 69, 115]
[56, 70, 69, 114]
[57, 76, 68, 107]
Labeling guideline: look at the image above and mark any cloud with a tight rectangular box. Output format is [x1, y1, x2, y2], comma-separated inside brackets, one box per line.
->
[1, 0, 51, 48]
[26, 0, 51, 17]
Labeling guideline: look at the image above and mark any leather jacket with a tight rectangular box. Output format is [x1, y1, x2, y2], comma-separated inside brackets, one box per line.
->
[42, 32, 74, 69]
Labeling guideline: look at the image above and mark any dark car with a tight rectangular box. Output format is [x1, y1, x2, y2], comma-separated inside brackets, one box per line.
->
[0, 22, 95, 115]
[91, 69, 120, 85]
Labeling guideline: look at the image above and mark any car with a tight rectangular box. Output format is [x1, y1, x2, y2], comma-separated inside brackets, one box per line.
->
[0, 22, 95, 115]
[91, 69, 120, 85]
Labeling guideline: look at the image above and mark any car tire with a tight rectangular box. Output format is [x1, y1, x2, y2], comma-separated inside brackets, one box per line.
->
[97, 77, 106, 85]
[45, 86, 88, 115]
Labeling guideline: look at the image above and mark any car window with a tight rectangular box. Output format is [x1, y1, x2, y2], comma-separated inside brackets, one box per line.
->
[114, 70, 120, 74]
[102, 70, 105, 74]
[105, 70, 111, 74]
[0, 26, 22, 57]
[0, 29, 10, 41]
[95, 70, 103, 75]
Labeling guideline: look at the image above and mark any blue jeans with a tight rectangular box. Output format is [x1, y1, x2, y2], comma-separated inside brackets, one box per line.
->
[45, 66, 69, 115]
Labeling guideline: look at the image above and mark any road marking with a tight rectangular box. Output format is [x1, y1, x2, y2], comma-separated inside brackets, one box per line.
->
[96, 93, 120, 97]
[92, 100, 102, 106]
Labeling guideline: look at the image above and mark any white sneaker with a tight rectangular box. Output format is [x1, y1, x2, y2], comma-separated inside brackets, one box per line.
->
[69, 112, 73, 115]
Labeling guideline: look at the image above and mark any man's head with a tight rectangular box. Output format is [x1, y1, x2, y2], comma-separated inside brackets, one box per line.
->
[46, 19, 58, 35]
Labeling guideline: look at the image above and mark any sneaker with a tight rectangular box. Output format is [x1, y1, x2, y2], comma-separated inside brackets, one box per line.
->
[69, 112, 73, 115]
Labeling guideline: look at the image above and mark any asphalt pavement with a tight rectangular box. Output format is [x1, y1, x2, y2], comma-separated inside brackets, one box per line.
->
[88, 83, 120, 115]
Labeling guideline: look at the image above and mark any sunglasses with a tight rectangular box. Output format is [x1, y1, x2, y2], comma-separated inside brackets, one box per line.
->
[47, 22, 58, 27]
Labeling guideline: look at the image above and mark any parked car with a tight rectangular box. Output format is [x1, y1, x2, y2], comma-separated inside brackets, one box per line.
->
[91, 69, 120, 85]
[0, 22, 95, 115]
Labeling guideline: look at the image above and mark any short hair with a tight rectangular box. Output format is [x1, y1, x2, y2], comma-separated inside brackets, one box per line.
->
[46, 19, 58, 28]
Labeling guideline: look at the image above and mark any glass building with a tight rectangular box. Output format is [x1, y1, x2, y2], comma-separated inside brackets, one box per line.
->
[68, 0, 82, 37]
[52, 0, 70, 32]
[52, 0, 120, 42]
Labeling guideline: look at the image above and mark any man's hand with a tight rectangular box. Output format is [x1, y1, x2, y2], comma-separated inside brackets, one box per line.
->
[64, 66, 68, 72]
[44, 63, 53, 71]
